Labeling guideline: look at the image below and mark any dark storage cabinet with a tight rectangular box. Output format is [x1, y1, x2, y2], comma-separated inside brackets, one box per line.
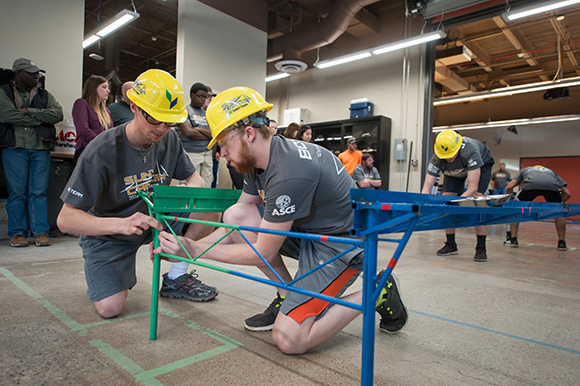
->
[308, 115, 391, 190]
[47, 158, 74, 236]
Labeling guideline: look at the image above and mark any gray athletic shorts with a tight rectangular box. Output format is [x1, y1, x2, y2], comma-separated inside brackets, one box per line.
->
[279, 237, 363, 323]
[80, 214, 188, 302]
[257, 204, 364, 323]
[442, 163, 493, 195]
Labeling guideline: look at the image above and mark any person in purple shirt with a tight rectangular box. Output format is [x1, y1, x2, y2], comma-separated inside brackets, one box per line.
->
[72, 75, 112, 162]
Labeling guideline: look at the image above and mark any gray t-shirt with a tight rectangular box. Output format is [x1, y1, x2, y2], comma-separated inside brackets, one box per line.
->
[427, 136, 494, 178]
[491, 169, 511, 189]
[175, 105, 210, 153]
[352, 164, 381, 189]
[514, 166, 566, 191]
[60, 124, 196, 244]
[243, 136, 356, 235]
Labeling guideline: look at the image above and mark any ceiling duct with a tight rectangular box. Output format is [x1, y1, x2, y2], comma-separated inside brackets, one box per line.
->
[275, 60, 308, 73]
[267, 0, 381, 63]
[420, 0, 492, 19]
[436, 45, 473, 66]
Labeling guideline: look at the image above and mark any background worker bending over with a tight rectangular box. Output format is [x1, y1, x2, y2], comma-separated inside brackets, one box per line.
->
[421, 129, 494, 262]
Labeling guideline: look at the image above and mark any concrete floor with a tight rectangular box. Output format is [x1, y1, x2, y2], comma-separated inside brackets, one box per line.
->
[1, 221, 579, 386]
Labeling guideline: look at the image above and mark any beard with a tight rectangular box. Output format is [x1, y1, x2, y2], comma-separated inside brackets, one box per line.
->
[232, 138, 256, 174]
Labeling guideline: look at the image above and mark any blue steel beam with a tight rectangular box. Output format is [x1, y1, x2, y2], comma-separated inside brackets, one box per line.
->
[142, 187, 580, 386]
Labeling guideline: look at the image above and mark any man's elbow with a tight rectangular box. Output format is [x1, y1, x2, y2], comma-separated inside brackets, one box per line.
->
[56, 212, 70, 234]
[56, 207, 76, 234]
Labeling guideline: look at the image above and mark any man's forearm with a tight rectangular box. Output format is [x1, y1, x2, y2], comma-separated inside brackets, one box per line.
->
[179, 122, 212, 140]
[0, 108, 42, 126]
[27, 106, 64, 124]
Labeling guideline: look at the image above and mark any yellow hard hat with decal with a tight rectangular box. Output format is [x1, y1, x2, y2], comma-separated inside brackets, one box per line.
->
[206, 86, 273, 149]
[434, 129, 462, 159]
[126, 69, 187, 124]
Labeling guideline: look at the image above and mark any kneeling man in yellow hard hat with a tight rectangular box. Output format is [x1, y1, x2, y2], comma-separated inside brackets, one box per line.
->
[154, 86, 408, 354]
[58, 69, 219, 318]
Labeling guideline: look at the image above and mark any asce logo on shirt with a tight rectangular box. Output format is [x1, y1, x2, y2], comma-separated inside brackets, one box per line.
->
[272, 195, 296, 216]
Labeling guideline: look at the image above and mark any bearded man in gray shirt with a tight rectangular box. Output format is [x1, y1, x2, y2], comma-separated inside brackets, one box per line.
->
[154, 86, 407, 354]
[352, 154, 381, 189]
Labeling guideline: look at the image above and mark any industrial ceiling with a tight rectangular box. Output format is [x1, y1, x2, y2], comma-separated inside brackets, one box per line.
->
[83, 0, 580, 100]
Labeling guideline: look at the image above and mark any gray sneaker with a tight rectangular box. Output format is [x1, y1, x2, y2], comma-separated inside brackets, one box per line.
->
[160, 271, 218, 302]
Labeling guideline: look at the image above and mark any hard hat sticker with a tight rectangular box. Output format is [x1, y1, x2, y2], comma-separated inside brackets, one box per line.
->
[133, 81, 146, 95]
[221, 94, 252, 116]
[165, 90, 178, 109]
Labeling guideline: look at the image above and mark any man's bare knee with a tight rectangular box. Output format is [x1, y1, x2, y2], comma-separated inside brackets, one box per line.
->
[95, 303, 124, 319]
[272, 326, 307, 355]
[94, 292, 126, 319]
[223, 203, 260, 227]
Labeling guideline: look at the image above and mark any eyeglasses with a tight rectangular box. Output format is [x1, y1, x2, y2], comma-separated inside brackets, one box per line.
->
[140, 109, 179, 127]
[194, 93, 208, 100]
[217, 128, 242, 147]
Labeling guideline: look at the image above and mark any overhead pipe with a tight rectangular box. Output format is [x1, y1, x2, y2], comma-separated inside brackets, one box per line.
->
[267, 0, 380, 62]
[269, 6, 303, 36]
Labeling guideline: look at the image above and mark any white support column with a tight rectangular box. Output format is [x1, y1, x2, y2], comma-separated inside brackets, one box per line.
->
[176, 0, 267, 97]
[0, 0, 84, 120]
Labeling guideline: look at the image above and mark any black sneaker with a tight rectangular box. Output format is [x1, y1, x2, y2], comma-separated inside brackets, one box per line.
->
[376, 270, 407, 334]
[436, 242, 458, 255]
[504, 237, 518, 247]
[244, 293, 284, 332]
[160, 270, 218, 302]
[474, 246, 488, 262]
[557, 240, 567, 251]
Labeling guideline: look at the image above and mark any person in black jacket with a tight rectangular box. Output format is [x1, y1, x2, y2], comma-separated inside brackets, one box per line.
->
[0, 58, 63, 247]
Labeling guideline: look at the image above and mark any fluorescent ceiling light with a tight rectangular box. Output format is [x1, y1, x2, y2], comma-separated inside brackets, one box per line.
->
[314, 52, 371, 69]
[433, 76, 580, 106]
[97, 13, 137, 37]
[265, 73, 290, 82]
[312, 31, 445, 70]
[373, 31, 446, 55]
[83, 10, 139, 49]
[433, 114, 580, 132]
[502, 0, 580, 21]
[83, 35, 100, 49]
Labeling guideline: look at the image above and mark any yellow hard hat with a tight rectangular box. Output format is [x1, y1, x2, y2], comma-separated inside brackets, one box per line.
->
[126, 69, 187, 124]
[434, 129, 463, 159]
[206, 86, 273, 149]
